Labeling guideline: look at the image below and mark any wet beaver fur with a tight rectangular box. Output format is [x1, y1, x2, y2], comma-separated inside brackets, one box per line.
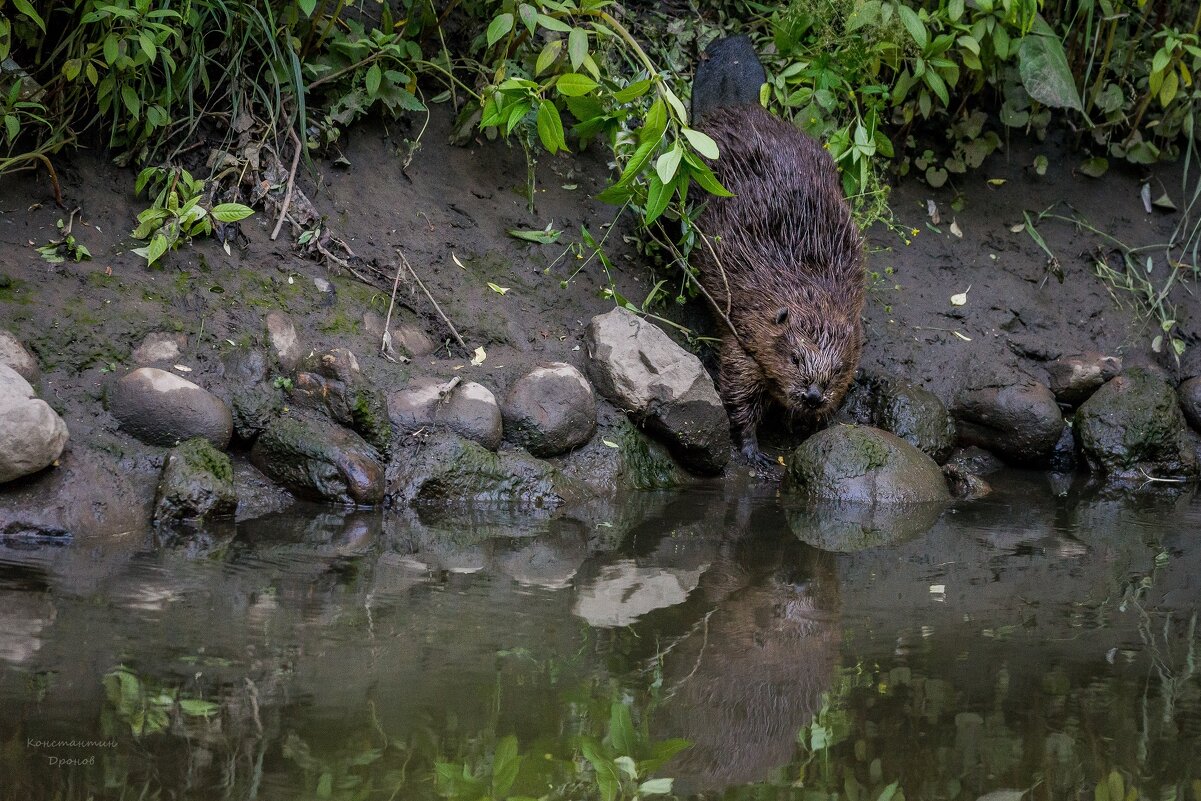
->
[692, 37, 865, 464]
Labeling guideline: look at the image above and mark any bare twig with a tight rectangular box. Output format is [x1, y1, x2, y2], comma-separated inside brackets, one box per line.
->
[436, 376, 462, 404]
[380, 257, 410, 364]
[395, 248, 468, 353]
[270, 127, 303, 241]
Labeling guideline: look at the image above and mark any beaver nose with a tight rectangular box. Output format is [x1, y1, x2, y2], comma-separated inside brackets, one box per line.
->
[802, 384, 824, 408]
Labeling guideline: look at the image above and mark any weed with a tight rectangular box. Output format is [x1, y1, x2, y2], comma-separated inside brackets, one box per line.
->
[130, 166, 253, 267]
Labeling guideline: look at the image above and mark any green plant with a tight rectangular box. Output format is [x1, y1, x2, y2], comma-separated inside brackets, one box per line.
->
[36, 214, 92, 263]
[130, 166, 253, 267]
[102, 665, 219, 738]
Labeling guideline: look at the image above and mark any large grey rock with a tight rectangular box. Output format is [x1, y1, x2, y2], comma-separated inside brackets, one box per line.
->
[387, 431, 586, 509]
[1046, 353, 1122, 406]
[0, 364, 69, 483]
[266, 311, 305, 371]
[585, 307, 731, 474]
[502, 363, 596, 456]
[250, 412, 384, 505]
[784, 424, 951, 505]
[153, 438, 237, 524]
[1075, 368, 1198, 481]
[0, 330, 39, 385]
[952, 373, 1064, 465]
[110, 368, 233, 449]
[1180, 377, 1201, 432]
[290, 349, 391, 455]
[388, 377, 502, 451]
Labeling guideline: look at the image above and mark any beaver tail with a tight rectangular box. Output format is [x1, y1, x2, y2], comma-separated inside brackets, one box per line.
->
[691, 35, 767, 122]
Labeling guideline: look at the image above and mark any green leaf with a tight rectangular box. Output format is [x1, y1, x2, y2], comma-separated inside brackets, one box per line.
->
[492, 735, 521, 798]
[536, 100, 567, 154]
[121, 84, 141, 118]
[556, 72, 599, 96]
[4, 114, 17, 143]
[518, 3, 537, 32]
[145, 233, 170, 266]
[317, 771, 333, 798]
[298, 0, 317, 15]
[537, 14, 572, 32]
[138, 32, 155, 62]
[508, 226, 562, 244]
[535, 40, 562, 76]
[486, 13, 514, 46]
[568, 27, 588, 70]
[655, 144, 682, 184]
[644, 173, 671, 225]
[581, 739, 620, 801]
[613, 79, 652, 103]
[62, 58, 82, 81]
[896, 5, 928, 50]
[688, 161, 733, 197]
[641, 98, 667, 144]
[615, 137, 659, 187]
[11, 0, 46, 33]
[104, 34, 119, 66]
[608, 702, 637, 757]
[365, 63, 381, 96]
[1078, 157, 1108, 177]
[639, 778, 674, 795]
[179, 698, 218, 717]
[210, 203, 255, 223]
[682, 127, 719, 159]
[1018, 18, 1083, 112]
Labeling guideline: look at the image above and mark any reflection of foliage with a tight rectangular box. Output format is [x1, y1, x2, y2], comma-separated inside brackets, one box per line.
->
[102, 665, 219, 738]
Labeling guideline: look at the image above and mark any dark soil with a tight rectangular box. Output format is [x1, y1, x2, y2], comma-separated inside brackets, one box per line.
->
[1, 108, 1198, 511]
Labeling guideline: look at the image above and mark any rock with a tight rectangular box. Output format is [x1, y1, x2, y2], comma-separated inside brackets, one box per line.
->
[944, 446, 1005, 476]
[0, 444, 152, 541]
[1074, 368, 1198, 481]
[1048, 425, 1077, 473]
[952, 373, 1064, 465]
[110, 368, 233, 449]
[266, 311, 305, 371]
[1046, 353, 1122, 406]
[251, 412, 385, 505]
[290, 349, 391, 455]
[585, 307, 731, 474]
[230, 386, 282, 442]
[1180, 377, 1201, 432]
[388, 377, 503, 451]
[221, 348, 269, 384]
[0, 329, 39, 385]
[784, 424, 951, 504]
[387, 431, 586, 509]
[502, 363, 596, 456]
[395, 323, 437, 357]
[0, 364, 69, 483]
[131, 332, 187, 365]
[868, 377, 955, 462]
[942, 462, 992, 500]
[153, 438, 237, 524]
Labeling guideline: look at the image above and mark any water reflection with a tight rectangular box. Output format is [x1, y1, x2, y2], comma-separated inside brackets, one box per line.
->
[0, 474, 1196, 800]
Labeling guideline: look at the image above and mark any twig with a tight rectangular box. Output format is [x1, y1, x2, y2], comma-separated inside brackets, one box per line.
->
[36, 153, 66, 209]
[1138, 468, 1189, 484]
[396, 248, 468, 353]
[436, 376, 462, 404]
[380, 257, 410, 364]
[270, 128, 303, 241]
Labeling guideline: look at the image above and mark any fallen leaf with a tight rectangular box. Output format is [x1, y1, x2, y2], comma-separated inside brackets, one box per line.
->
[1140, 183, 1152, 214]
[953, 330, 972, 342]
[926, 199, 940, 224]
[950, 286, 970, 306]
[1152, 193, 1177, 211]
[452, 252, 467, 270]
[508, 224, 562, 244]
[949, 220, 963, 238]
[987, 178, 1006, 187]
[487, 282, 510, 295]
[1078, 157, 1108, 178]
[470, 346, 487, 366]
[1009, 223, 1025, 233]
[602, 439, 619, 448]
[929, 584, 946, 594]
[173, 364, 192, 372]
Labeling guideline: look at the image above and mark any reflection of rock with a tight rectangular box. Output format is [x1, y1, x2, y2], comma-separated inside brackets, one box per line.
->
[493, 532, 588, 589]
[0, 591, 55, 664]
[573, 560, 706, 627]
[785, 498, 945, 551]
[657, 552, 839, 793]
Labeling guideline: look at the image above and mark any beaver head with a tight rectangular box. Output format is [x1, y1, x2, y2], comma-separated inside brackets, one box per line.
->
[762, 303, 861, 416]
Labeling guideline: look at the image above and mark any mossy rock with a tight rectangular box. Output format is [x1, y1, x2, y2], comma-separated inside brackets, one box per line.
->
[1074, 368, 1198, 481]
[153, 438, 237, 524]
[784, 424, 951, 504]
[870, 378, 956, 463]
[250, 412, 385, 505]
[388, 431, 588, 510]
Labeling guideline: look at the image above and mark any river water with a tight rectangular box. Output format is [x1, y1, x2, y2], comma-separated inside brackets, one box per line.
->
[1, 471, 1198, 800]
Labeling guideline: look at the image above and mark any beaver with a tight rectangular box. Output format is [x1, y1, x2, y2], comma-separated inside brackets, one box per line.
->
[691, 36, 865, 465]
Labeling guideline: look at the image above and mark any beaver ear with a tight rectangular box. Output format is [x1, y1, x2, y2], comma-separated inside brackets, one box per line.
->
[774, 307, 788, 325]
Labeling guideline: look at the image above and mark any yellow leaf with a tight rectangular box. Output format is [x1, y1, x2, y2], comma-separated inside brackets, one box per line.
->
[987, 178, 1007, 186]
[950, 285, 970, 306]
[470, 346, 487, 366]
[487, 282, 510, 295]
